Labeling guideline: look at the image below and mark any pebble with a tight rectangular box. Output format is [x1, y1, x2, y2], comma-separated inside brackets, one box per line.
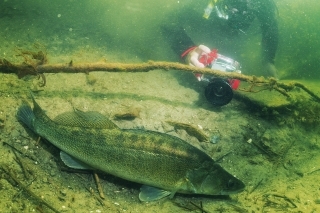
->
[42, 177, 48, 183]
[50, 170, 56, 176]
[210, 135, 220, 144]
[60, 189, 67, 196]
[10, 129, 20, 138]
[21, 140, 29, 146]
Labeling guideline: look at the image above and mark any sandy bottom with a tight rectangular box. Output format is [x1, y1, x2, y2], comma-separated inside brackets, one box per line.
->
[1, 63, 320, 213]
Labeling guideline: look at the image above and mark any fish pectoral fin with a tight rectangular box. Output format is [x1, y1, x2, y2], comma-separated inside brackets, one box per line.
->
[60, 151, 92, 170]
[139, 185, 171, 202]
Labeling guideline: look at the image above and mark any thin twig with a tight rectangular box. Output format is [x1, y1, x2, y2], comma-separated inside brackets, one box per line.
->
[0, 165, 61, 213]
[215, 152, 232, 163]
[35, 136, 41, 146]
[93, 172, 105, 199]
[12, 150, 32, 180]
[229, 203, 249, 213]
[265, 193, 297, 208]
[3, 142, 37, 162]
[85, 186, 105, 206]
[190, 201, 210, 213]
[306, 168, 320, 175]
[249, 179, 263, 194]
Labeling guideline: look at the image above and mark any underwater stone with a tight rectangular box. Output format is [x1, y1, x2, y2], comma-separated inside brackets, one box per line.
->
[10, 129, 20, 138]
[210, 135, 220, 144]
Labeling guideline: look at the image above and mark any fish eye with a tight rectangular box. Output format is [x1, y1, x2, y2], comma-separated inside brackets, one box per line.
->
[227, 179, 235, 188]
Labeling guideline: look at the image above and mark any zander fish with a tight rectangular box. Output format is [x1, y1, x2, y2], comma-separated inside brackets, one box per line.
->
[17, 96, 245, 201]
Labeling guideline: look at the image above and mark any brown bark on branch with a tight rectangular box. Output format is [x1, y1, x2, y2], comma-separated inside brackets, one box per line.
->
[1, 58, 320, 102]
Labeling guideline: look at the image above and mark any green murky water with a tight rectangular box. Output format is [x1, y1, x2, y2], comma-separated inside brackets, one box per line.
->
[1, 0, 320, 212]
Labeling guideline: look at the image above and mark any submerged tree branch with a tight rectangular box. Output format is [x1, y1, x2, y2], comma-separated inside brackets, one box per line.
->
[1, 54, 319, 101]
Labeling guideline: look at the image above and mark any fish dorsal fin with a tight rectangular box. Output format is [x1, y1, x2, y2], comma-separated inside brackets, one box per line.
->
[139, 185, 171, 202]
[60, 151, 92, 170]
[53, 109, 119, 129]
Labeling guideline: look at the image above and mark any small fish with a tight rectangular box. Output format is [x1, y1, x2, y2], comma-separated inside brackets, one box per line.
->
[17, 95, 245, 201]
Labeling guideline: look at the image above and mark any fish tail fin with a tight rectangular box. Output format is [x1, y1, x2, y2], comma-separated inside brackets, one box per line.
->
[17, 103, 36, 131]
